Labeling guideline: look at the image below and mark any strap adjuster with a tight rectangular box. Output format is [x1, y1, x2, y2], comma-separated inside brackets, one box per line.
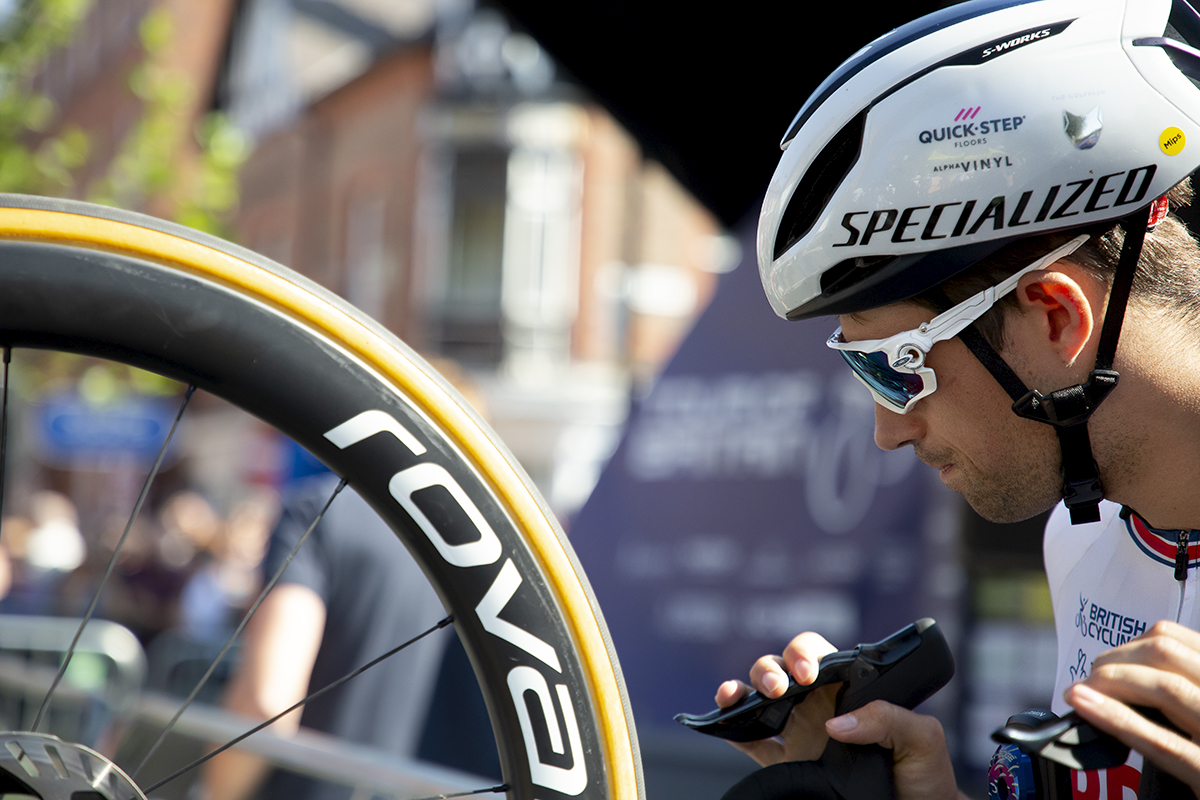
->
[1011, 370, 1119, 427]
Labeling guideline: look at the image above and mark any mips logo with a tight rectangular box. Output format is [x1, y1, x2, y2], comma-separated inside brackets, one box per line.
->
[1160, 126, 1186, 156]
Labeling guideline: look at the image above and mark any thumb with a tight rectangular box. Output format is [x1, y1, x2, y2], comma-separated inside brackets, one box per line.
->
[825, 700, 933, 749]
[825, 701, 958, 800]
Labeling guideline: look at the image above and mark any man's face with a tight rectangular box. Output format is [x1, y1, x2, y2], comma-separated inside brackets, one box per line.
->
[837, 301, 1064, 523]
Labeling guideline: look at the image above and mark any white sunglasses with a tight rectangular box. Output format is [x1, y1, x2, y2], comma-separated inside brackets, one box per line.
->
[827, 235, 1090, 413]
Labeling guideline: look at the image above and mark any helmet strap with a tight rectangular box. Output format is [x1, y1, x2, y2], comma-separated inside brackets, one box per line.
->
[955, 208, 1150, 525]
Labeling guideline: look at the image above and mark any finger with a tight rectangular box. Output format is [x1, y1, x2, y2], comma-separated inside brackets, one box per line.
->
[1139, 620, 1200, 652]
[749, 654, 790, 698]
[823, 700, 940, 749]
[781, 632, 839, 685]
[1067, 682, 1200, 792]
[1075, 662, 1200, 741]
[715, 680, 750, 708]
[1091, 622, 1200, 679]
[729, 698, 836, 765]
[824, 701, 957, 800]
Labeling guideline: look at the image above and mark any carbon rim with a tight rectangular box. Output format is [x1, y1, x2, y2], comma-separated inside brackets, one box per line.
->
[0, 195, 643, 800]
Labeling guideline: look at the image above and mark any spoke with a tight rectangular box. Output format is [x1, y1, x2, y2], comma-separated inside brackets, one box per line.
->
[131, 477, 349, 778]
[407, 785, 510, 800]
[32, 384, 196, 732]
[0, 347, 10, 540]
[141, 615, 454, 795]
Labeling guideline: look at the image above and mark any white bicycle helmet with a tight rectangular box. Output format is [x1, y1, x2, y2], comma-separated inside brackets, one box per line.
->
[759, 0, 1200, 321]
[759, 0, 1200, 524]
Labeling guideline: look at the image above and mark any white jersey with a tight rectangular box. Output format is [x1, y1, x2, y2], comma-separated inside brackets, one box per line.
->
[1044, 499, 1200, 797]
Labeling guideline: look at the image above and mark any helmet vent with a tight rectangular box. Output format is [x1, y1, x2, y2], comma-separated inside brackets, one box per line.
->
[773, 111, 865, 260]
[818, 255, 897, 297]
[1134, 33, 1200, 86]
[1164, 0, 1200, 90]
[1170, 0, 1200, 47]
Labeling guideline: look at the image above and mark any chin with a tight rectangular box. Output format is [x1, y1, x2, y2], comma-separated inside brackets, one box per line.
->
[961, 487, 1060, 525]
[968, 504, 1050, 525]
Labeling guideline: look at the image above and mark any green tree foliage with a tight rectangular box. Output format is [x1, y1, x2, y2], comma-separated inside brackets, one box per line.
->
[0, 0, 92, 193]
[0, 0, 248, 236]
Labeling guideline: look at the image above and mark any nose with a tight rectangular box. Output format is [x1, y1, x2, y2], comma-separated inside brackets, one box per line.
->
[873, 401, 924, 451]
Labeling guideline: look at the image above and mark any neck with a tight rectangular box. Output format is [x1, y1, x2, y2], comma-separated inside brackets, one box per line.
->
[1093, 309, 1200, 529]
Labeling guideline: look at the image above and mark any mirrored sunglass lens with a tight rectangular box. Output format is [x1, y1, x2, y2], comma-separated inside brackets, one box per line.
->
[838, 349, 925, 409]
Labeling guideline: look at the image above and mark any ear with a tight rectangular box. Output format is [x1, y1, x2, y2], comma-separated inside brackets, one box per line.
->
[1012, 266, 1097, 367]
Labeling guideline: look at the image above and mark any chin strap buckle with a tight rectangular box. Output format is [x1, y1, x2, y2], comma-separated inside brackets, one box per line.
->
[1055, 423, 1105, 525]
[1011, 370, 1119, 426]
[1060, 459, 1104, 524]
[1011, 370, 1119, 526]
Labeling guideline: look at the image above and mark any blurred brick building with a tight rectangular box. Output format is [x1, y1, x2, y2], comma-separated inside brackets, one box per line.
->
[25, 0, 731, 521]
[222, 0, 732, 517]
[30, 0, 237, 210]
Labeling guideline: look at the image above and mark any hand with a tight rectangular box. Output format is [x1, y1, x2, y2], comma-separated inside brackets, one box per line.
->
[716, 632, 962, 800]
[1064, 620, 1200, 796]
[715, 632, 839, 765]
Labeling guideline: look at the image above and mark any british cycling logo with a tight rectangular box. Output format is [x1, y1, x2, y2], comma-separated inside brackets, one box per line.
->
[1069, 648, 1088, 683]
[1075, 593, 1147, 648]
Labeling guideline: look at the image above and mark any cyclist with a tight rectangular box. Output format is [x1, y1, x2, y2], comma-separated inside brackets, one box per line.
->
[717, 0, 1200, 796]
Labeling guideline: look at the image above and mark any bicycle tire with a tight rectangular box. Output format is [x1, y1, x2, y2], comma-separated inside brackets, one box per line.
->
[0, 194, 643, 800]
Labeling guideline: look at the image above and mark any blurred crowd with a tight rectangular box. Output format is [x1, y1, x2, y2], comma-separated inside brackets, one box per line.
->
[0, 488, 279, 689]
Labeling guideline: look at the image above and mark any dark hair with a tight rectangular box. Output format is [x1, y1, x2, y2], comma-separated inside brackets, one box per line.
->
[912, 180, 1200, 349]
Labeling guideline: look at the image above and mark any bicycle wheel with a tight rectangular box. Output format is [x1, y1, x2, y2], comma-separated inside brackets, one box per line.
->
[0, 194, 643, 800]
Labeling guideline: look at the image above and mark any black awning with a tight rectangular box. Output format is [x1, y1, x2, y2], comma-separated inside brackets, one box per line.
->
[496, 1, 950, 226]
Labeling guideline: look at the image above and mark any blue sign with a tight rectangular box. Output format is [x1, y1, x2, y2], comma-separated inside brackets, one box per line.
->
[569, 217, 963, 737]
[35, 394, 178, 464]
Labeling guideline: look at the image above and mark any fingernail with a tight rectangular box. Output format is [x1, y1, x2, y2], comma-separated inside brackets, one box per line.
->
[827, 714, 858, 733]
[1071, 684, 1106, 708]
[763, 672, 786, 696]
[795, 659, 814, 684]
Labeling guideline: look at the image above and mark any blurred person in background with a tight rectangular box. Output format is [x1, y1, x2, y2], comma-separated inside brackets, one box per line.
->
[141, 490, 277, 700]
[201, 474, 450, 800]
[0, 493, 84, 615]
[156, 491, 222, 577]
[91, 513, 183, 645]
[175, 490, 275, 644]
[0, 540, 13, 607]
[0, 514, 37, 614]
[24, 491, 85, 576]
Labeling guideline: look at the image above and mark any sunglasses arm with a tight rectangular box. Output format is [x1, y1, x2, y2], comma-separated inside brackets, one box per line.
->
[917, 235, 1091, 346]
